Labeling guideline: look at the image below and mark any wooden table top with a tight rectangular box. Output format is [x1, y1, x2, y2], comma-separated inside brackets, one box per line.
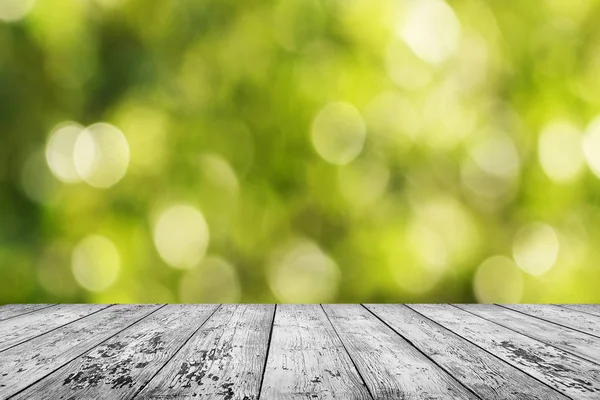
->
[0, 304, 599, 399]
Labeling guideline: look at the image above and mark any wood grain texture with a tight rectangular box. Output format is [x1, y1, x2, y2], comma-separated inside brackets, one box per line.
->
[364, 304, 568, 400]
[502, 304, 600, 338]
[557, 304, 600, 317]
[137, 304, 274, 400]
[409, 304, 600, 400]
[0, 304, 54, 322]
[11, 304, 219, 400]
[260, 304, 372, 400]
[323, 304, 477, 400]
[456, 304, 600, 365]
[0, 304, 160, 398]
[2, 304, 600, 399]
[0, 304, 110, 352]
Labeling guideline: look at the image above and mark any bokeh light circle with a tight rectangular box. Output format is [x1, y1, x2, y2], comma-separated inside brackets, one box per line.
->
[179, 256, 241, 302]
[72, 235, 120, 292]
[268, 239, 339, 303]
[538, 121, 584, 183]
[470, 133, 520, 180]
[153, 204, 210, 270]
[73, 123, 130, 188]
[473, 256, 523, 303]
[399, 0, 461, 65]
[407, 221, 448, 273]
[385, 40, 434, 90]
[311, 102, 366, 165]
[45, 122, 84, 183]
[365, 91, 422, 141]
[583, 117, 600, 180]
[512, 222, 559, 276]
[0, 0, 36, 22]
[199, 153, 240, 194]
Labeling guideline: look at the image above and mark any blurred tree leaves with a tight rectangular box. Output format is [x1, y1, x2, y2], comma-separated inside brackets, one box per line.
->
[1, 0, 600, 304]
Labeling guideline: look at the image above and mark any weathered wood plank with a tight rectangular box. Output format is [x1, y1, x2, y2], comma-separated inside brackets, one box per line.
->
[260, 304, 372, 400]
[3, 304, 599, 399]
[556, 304, 600, 318]
[456, 304, 600, 365]
[0, 304, 110, 352]
[364, 304, 568, 400]
[502, 304, 600, 338]
[11, 304, 219, 400]
[137, 304, 274, 399]
[323, 304, 477, 400]
[409, 304, 600, 400]
[0, 304, 55, 322]
[0, 304, 160, 398]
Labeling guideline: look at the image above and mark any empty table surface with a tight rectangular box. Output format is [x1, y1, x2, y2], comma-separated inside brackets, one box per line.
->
[0, 303, 599, 399]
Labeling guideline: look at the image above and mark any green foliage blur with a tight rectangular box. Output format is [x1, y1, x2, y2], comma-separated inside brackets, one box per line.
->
[1, 0, 600, 304]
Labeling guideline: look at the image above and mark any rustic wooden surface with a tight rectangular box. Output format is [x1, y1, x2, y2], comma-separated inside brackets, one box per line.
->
[0, 304, 598, 399]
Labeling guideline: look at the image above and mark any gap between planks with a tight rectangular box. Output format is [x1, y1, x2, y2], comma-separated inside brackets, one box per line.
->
[453, 304, 600, 366]
[410, 304, 600, 400]
[320, 304, 376, 400]
[2, 304, 599, 400]
[3, 305, 166, 399]
[0, 304, 56, 322]
[364, 304, 569, 400]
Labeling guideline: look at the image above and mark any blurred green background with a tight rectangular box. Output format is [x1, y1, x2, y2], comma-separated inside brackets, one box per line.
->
[1, 0, 600, 304]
